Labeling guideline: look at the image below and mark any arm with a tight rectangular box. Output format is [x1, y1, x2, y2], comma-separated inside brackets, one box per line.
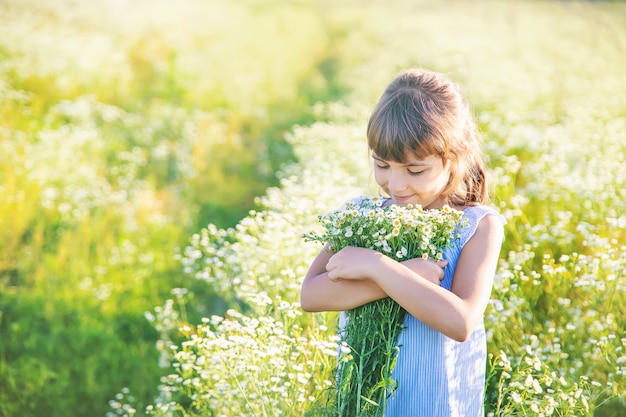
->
[325, 213, 504, 342]
[300, 244, 387, 312]
[300, 244, 447, 312]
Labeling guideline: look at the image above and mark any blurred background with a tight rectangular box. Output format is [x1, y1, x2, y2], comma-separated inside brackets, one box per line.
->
[0, 0, 624, 416]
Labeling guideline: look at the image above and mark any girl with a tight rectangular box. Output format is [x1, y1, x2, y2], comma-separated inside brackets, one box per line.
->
[300, 68, 505, 416]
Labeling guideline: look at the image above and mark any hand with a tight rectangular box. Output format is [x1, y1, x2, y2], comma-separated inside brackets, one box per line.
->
[401, 257, 448, 285]
[325, 246, 381, 282]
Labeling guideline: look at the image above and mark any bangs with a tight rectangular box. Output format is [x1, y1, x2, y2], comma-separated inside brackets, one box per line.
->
[367, 92, 441, 162]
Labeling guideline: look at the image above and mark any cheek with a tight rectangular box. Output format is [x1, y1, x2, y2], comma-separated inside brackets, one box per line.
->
[432, 171, 452, 195]
[440, 168, 453, 187]
[373, 168, 384, 185]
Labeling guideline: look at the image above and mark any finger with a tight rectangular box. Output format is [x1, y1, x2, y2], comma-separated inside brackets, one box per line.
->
[327, 270, 341, 282]
[325, 258, 335, 272]
[436, 260, 448, 268]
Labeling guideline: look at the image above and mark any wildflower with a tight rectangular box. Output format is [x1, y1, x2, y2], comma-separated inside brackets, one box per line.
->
[532, 378, 543, 394]
[511, 391, 522, 403]
[525, 374, 533, 387]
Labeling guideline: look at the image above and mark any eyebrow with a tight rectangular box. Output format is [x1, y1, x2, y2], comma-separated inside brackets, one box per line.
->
[372, 155, 429, 167]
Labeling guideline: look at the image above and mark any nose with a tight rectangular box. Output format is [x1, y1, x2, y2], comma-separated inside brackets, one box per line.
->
[387, 170, 407, 194]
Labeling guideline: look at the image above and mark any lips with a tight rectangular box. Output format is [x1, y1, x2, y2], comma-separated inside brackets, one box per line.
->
[392, 194, 415, 203]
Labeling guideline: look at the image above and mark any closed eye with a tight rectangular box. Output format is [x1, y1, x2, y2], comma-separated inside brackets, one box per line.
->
[408, 169, 425, 176]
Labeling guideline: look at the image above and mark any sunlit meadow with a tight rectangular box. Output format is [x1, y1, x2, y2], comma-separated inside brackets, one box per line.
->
[1, 0, 625, 416]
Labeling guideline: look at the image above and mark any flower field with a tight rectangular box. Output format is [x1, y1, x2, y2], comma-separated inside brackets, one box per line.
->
[0, 0, 625, 416]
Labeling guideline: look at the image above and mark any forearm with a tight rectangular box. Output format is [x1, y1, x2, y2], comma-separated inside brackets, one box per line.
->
[300, 272, 387, 312]
[369, 214, 503, 342]
[371, 257, 477, 341]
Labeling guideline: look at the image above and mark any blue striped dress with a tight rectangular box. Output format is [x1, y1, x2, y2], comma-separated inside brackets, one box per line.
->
[382, 205, 506, 416]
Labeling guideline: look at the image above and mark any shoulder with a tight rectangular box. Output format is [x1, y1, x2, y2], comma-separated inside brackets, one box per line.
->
[456, 205, 506, 247]
[473, 211, 505, 243]
[457, 209, 505, 274]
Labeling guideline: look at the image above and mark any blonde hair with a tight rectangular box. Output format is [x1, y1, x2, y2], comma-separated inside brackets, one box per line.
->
[367, 68, 488, 206]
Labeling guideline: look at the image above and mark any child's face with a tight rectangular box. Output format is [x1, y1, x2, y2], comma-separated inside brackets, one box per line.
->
[372, 153, 450, 209]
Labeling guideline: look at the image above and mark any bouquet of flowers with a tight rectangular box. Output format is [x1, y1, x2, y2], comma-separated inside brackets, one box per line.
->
[303, 196, 466, 417]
